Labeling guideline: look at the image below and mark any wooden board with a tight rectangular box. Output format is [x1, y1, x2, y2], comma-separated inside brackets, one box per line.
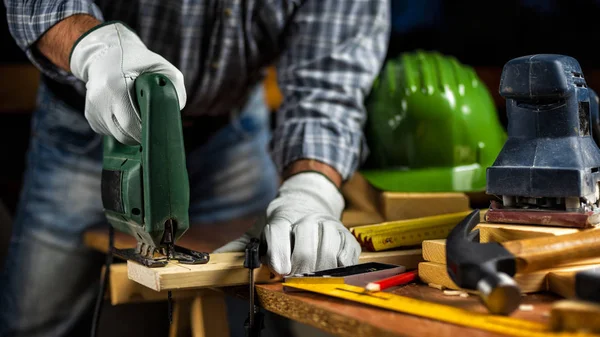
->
[254, 282, 559, 337]
[421, 224, 591, 265]
[418, 262, 600, 295]
[378, 192, 470, 222]
[106, 263, 207, 305]
[422, 239, 446, 264]
[420, 243, 600, 267]
[128, 249, 424, 291]
[340, 172, 470, 227]
[478, 224, 581, 243]
[546, 266, 600, 299]
[341, 209, 384, 227]
[550, 300, 600, 333]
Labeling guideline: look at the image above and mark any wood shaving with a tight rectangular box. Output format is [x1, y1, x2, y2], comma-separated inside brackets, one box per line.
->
[519, 304, 534, 311]
[443, 290, 463, 296]
[428, 283, 446, 291]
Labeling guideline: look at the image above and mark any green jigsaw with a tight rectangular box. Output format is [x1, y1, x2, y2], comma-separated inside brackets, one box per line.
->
[100, 72, 210, 268]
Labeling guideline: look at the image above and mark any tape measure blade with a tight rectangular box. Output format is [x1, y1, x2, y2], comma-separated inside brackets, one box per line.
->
[283, 283, 590, 337]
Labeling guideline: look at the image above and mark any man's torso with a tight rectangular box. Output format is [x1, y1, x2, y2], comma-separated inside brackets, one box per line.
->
[90, 0, 300, 116]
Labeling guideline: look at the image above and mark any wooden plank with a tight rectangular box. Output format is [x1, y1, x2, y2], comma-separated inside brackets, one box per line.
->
[341, 209, 384, 227]
[256, 283, 496, 337]
[550, 300, 600, 333]
[190, 291, 230, 337]
[421, 224, 590, 265]
[478, 224, 581, 243]
[128, 249, 424, 291]
[418, 262, 600, 294]
[546, 265, 600, 299]
[422, 239, 446, 264]
[255, 282, 557, 337]
[378, 192, 470, 222]
[106, 263, 205, 305]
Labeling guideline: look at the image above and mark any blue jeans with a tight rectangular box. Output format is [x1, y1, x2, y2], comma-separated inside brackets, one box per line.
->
[0, 81, 279, 336]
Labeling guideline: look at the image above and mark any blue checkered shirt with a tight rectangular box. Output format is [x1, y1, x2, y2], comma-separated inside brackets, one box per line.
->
[4, 0, 390, 181]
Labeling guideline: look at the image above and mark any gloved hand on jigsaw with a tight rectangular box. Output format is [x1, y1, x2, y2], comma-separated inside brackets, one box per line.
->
[70, 22, 187, 145]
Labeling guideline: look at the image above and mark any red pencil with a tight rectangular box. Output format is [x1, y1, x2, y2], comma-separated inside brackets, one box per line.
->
[365, 270, 418, 291]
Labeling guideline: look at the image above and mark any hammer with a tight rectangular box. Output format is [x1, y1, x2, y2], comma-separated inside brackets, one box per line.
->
[446, 210, 600, 315]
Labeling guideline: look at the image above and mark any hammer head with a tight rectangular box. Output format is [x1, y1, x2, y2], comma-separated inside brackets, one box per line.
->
[446, 210, 521, 315]
[575, 267, 600, 303]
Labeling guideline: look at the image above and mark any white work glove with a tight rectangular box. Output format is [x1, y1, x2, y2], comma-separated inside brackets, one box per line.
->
[215, 172, 361, 276]
[70, 21, 187, 145]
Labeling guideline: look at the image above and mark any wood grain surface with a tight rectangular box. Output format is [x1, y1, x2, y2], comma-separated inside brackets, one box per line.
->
[478, 224, 581, 243]
[550, 300, 600, 333]
[503, 228, 600, 273]
[255, 282, 559, 337]
[127, 249, 424, 291]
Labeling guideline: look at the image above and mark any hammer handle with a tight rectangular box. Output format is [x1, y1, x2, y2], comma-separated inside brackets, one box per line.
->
[502, 228, 600, 273]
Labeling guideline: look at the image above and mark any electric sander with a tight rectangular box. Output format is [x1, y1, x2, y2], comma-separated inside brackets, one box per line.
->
[485, 54, 600, 228]
[101, 72, 209, 267]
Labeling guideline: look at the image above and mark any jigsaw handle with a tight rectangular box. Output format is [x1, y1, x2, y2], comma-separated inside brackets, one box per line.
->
[101, 73, 189, 249]
[502, 228, 600, 273]
[135, 73, 190, 244]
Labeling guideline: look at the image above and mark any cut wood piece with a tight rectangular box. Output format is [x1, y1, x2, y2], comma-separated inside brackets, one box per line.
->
[477, 223, 581, 243]
[378, 192, 470, 222]
[342, 209, 384, 227]
[106, 263, 205, 305]
[421, 239, 446, 264]
[418, 261, 554, 293]
[547, 265, 600, 299]
[418, 262, 600, 294]
[128, 249, 423, 291]
[550, 299, 600, 333]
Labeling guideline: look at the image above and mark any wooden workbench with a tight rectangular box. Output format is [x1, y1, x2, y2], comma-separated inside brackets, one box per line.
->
[84, 224, 566, 337]
[252, 284, 557, 337]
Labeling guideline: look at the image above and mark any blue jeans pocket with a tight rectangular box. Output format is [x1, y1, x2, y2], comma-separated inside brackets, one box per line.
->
[229, 85, 270, 140]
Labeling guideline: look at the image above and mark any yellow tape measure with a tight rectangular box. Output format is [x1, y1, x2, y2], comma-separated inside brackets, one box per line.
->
[351, 210, 472, 251]
[283, 283, 596, 337]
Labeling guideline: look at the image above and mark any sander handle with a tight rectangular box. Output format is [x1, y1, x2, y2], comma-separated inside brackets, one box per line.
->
[502, 228, 600, 273]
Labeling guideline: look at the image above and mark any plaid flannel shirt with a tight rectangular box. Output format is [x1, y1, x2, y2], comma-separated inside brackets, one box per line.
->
[4, 0, 390, 181]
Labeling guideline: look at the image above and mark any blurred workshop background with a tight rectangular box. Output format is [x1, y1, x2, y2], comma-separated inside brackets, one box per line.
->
[1, 0, 600, 336]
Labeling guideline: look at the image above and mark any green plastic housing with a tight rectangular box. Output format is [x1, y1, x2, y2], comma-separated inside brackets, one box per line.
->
[101, 73, 189, 248]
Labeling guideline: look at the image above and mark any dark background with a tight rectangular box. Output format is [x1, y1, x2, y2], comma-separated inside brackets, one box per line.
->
[1, 1, 600, 336]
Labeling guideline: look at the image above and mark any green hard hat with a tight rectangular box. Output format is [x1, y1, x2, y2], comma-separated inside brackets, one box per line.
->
[361, 50, 507, 192]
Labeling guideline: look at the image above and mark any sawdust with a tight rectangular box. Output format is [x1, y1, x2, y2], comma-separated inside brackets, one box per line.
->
[519, 304, 534, 311]
[428, 283, 446, 290]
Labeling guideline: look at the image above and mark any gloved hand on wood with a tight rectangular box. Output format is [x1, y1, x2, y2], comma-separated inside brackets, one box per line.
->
[215, 172, 361, 276]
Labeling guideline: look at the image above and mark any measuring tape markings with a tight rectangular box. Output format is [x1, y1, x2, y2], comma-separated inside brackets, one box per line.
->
[350, 211, 471, 251]
[283, 283, 598, 337]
